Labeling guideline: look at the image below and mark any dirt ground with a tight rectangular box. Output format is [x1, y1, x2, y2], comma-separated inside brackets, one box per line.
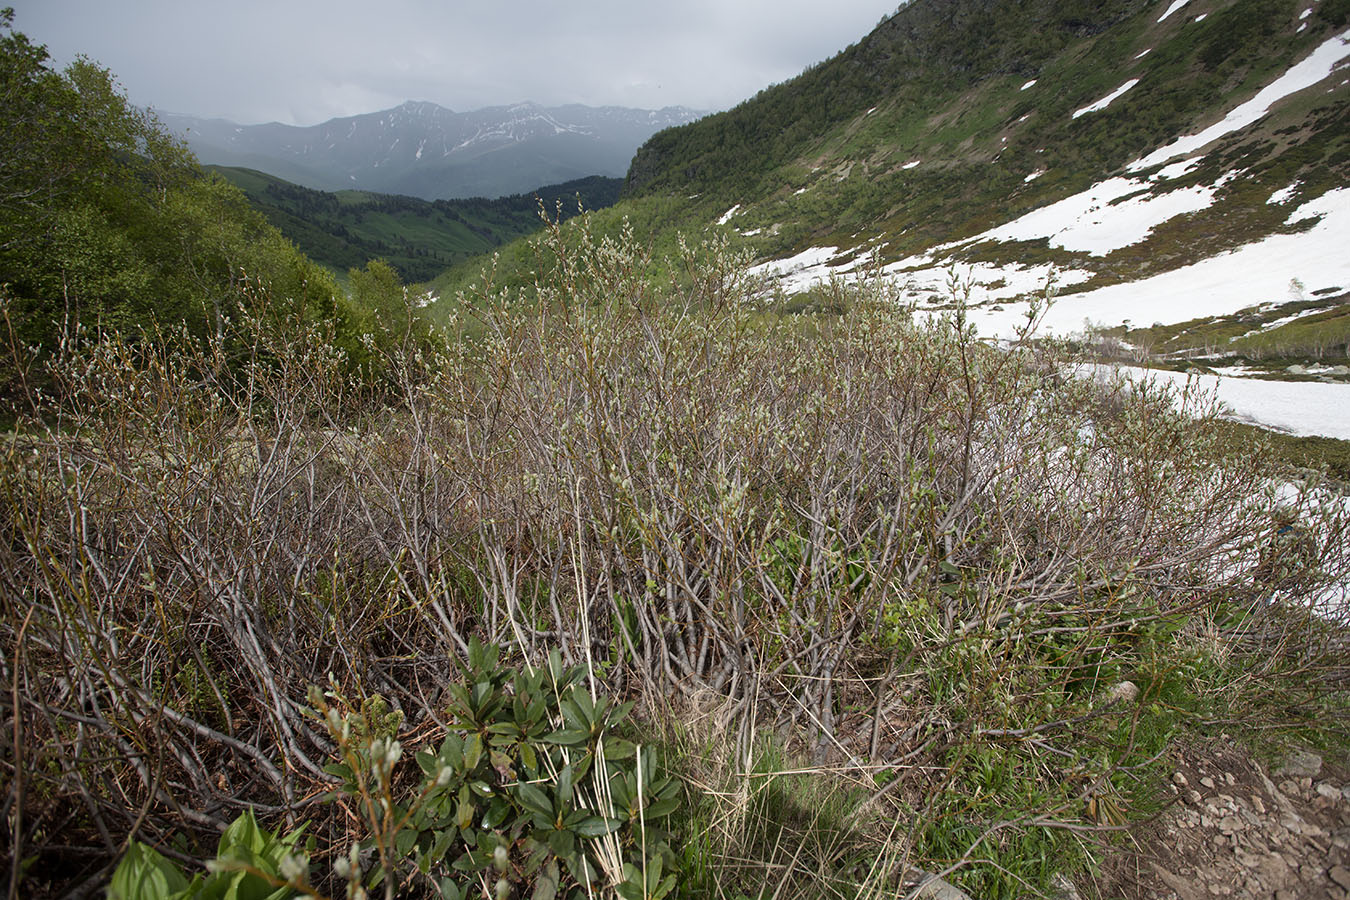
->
[1082, 740, 1349, 900]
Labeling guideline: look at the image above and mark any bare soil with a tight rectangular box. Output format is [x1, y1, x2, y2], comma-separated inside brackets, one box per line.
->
[1084, 740, 1350, 900]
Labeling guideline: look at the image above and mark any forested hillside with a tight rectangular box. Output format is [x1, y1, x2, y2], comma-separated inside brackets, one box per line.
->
[212, 166, 622, 283]
[0, 11, 434, 404]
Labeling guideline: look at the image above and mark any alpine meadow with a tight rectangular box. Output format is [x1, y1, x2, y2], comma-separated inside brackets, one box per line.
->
[2, 2, 1349, 900]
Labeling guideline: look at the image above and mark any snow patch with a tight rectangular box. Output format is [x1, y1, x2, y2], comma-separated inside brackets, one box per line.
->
[1286, 185, 1349, 224]
[747, 246, 844, 293]
[1073, 79, 1141, 118]
[1129, 29, 1350, 170]
[902, 159, 922, 169]
[1267, 182, 1300, 205]
[1024, 170, 1045, 182]
[884, 260, 1093, 307]
[973, 176, 1217, 256]
[1194, 13, 1207, 22]
[1021, 79, 1037, 91]
[1154, 157, 1203, 180]
[1135, 48, 1153, 59]
[717, 205, 741, 225]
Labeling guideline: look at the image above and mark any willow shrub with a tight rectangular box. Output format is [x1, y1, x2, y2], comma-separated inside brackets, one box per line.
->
[3, 214, 1346, 897]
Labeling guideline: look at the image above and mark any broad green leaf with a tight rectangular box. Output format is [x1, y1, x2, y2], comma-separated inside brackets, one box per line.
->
[457, 786, 475, 830]
[546, 828, 574, 858]
[556, 765, 574, 807]
[520, 741, 538, 773]
[572, 816, 622, 837]
[543, 727, 590, 746]
[644, 796, 680, 819]
[515, 782, 553, 816]
[531, 859, 560, 900]
[464, 733, 483, 771]
[219, 809, 265, 857]
[604, 738, 636, 760]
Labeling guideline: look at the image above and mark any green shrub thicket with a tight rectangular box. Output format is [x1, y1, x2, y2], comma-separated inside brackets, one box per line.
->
[109, 641, 678, 900]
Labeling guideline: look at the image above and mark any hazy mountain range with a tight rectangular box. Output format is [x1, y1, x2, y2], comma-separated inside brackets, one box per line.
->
[164, 102, 704, 201]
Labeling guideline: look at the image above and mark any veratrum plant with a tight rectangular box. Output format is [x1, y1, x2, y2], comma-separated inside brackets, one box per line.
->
[109, 810, 316, 900]
[311, 639, 679, 900]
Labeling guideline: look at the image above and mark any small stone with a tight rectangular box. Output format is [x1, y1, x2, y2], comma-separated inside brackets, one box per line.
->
[1318, 783, 1343, 802]
[1277, 748, 1323, 778]
[1224, 772, 1236, 786]
[1251, 795, 1266, 814]
[1188, 789, 1203, 805]
[1200, 776, 1216, 789]
[1049, 872, 1083, 900]
[1275, 891, 1295, 900]
[908, 870, 976, 900]
[1332, 866, 1350, 891]
[1173, 772, 1189, 787]
[1105, 680, 1139, 705]
[1218, 815, 1243, 834]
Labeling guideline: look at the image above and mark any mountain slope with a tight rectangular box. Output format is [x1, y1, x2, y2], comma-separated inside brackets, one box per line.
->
[211, 166, 622, 283]
[623, 0, 1349, 356]
[168, 102, 703, 201]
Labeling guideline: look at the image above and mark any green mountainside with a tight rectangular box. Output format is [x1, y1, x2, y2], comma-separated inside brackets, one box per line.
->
[210, 166, 622, 284]
[624, 0, 1349, 266]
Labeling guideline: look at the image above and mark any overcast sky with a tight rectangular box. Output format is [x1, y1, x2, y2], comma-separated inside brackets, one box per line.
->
[15, 1, 899, 125]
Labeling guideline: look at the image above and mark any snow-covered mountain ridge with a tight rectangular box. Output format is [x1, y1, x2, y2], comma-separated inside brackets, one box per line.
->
[164, 102, 703, 201]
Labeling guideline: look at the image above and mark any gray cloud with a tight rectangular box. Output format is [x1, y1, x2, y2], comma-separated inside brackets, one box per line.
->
[14, 0, 898, 124]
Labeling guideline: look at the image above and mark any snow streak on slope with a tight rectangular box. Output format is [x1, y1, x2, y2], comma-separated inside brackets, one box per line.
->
[1157, 0, 1194, 23]
[1130, 29, 1350, 170]
[1073, 79, 1140, 118]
